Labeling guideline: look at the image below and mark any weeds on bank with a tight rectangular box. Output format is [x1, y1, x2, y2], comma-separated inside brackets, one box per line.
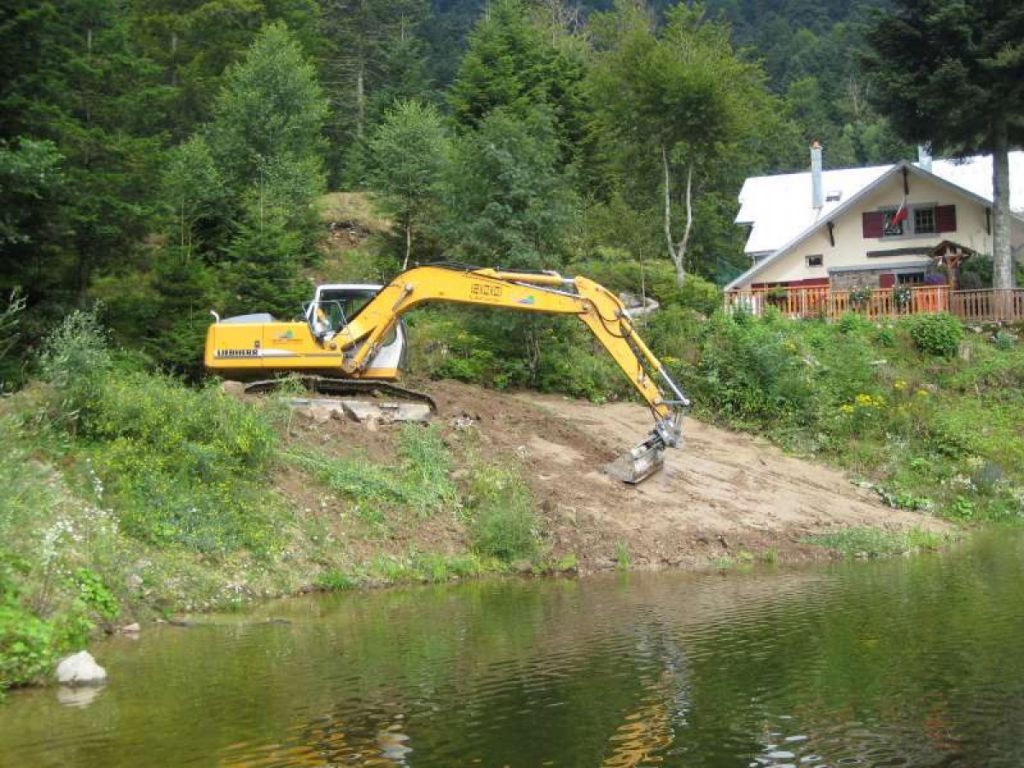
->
[614, 543, 631, 571]
[285, 424, 457, 524]
[803, 527, 952, 558]
[464, 465, 540, 562]
[314, 552, 498, 591]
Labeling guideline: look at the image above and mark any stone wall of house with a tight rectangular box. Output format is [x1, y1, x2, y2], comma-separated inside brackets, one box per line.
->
[829, 265, 946, 290]
[829, 270, 882, 290]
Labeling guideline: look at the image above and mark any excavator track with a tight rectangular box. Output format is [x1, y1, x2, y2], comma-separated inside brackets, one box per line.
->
[243, 376, 438, 413]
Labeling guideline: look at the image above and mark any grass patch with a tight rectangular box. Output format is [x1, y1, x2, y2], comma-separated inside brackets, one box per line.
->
[614, 543, 631, 571]
[316, 191, 391, 232]
[803, 527, 951, 558]
[285, 424, 457, 523]
[465, 465, 540, 562]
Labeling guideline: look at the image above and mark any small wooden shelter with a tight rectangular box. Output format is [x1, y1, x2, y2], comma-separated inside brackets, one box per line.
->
[929, 240, 976, 289]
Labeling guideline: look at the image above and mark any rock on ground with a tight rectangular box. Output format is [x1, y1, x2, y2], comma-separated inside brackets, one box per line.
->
[55, 651, 107, 686]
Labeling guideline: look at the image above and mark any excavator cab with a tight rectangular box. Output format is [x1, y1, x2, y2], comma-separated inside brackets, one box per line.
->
[205, 284, 405, 379]
[304, 284, 406, 376]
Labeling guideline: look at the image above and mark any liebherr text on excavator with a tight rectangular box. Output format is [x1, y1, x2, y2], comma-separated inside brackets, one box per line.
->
[205, 264, 690, 483]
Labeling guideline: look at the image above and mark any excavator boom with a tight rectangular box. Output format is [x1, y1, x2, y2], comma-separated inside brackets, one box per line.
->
[206, 264, 690, 483]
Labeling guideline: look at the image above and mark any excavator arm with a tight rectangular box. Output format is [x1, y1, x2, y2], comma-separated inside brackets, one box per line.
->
[329, 265, 690, 482]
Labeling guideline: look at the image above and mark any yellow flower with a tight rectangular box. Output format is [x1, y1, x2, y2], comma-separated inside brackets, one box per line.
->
[839, 404, 855, 415]
[915, 389, 929, 397]
[893, 380, 907, 391]
[854, 393, 885, 408]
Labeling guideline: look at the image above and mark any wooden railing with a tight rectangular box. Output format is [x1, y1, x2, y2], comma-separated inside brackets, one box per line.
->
[725, 286, 1024, 323]
[949, 289, 1024, 323]
[725, 285, 950, 321]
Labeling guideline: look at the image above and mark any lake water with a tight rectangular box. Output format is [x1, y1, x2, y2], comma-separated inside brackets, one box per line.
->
[3, 532, 1024, 767]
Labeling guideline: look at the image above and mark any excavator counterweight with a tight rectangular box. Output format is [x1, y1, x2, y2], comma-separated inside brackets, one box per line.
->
[205, 264, 690, 483]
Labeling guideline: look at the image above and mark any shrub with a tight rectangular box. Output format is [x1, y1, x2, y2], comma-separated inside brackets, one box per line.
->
[37, 315, 287, 556]
[874, 325, 896, 347]
[537, 339, 628, 403]
[677, 275, 721, 316]
[467, 465, 539, 561]
[694, 312, 817, 425]
[646, 304, 701, 342]
[38, 309, 113, 386]
[905, 313, 963, 357]
[0, 600, 55, 689]
[836, 312, 872, 335]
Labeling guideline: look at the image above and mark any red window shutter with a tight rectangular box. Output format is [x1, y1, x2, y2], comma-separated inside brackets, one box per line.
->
[879, 273, 896, 288]
[936, 204, 957, 232]
[862, 211, 884, 238]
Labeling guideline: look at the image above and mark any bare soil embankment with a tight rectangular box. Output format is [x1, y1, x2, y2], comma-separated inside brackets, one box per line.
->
[293, 380, 947, 572]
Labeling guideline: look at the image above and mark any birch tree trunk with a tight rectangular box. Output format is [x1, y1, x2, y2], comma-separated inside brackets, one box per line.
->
[355, 65, 366, 140]
[662, 145, 693, 286]
[403, 222, 412, 271]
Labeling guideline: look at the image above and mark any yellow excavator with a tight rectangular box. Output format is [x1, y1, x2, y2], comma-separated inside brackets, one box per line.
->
[205, 264, 689, 483]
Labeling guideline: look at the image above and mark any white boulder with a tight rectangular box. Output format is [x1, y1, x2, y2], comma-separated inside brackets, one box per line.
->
[55, 651, 107, 686]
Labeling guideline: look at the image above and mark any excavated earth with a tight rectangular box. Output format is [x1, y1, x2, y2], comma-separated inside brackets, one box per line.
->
[285, 380, 948, 572]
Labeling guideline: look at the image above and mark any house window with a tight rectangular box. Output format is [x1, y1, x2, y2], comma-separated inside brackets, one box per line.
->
[897, 272, 925, 285]
[806, 254, 823, 267]
[914, 206, 936, 234]
[882, 209, 904, 237]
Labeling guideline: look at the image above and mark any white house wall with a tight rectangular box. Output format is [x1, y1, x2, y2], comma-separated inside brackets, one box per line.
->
[742, 173, 996, 287]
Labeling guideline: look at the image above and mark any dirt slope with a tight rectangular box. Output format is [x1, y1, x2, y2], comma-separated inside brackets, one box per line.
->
[286, 380, 946, 572]
[428, 382, 945, 570]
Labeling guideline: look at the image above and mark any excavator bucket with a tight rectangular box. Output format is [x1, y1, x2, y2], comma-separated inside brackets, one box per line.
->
[604, 434, 666, 485]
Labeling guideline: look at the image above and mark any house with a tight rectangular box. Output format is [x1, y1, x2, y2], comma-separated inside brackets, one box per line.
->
[726, 145, 1024, 293]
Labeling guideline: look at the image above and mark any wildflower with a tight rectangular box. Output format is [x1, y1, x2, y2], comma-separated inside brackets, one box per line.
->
[854, 393, 885, 408]
[839, 404, 855, 415]
[893, 380, 908, 391]
[915, 389, 929, 397]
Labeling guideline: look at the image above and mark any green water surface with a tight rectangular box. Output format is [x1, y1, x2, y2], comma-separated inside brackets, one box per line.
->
[3, 532, 1024, 767]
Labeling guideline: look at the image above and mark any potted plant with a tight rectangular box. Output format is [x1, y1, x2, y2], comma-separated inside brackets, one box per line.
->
[766, 285, 789, 308]
[849, 286, 873, 310]
[892, 283, 912, 310]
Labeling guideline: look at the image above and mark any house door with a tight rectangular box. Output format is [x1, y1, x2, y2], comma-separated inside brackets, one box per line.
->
[879, 273, 896, 288]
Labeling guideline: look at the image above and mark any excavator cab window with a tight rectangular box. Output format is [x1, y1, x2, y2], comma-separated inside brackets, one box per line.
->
[305, 287, 396, 345]
[311, 290, 373, 332]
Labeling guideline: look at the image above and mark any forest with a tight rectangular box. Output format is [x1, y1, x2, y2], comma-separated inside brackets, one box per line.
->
[0, 0, 917, 386]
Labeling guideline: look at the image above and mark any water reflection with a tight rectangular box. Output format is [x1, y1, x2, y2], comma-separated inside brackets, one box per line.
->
[2, 532, 1024, 767]
[55, 684, 104, 710]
